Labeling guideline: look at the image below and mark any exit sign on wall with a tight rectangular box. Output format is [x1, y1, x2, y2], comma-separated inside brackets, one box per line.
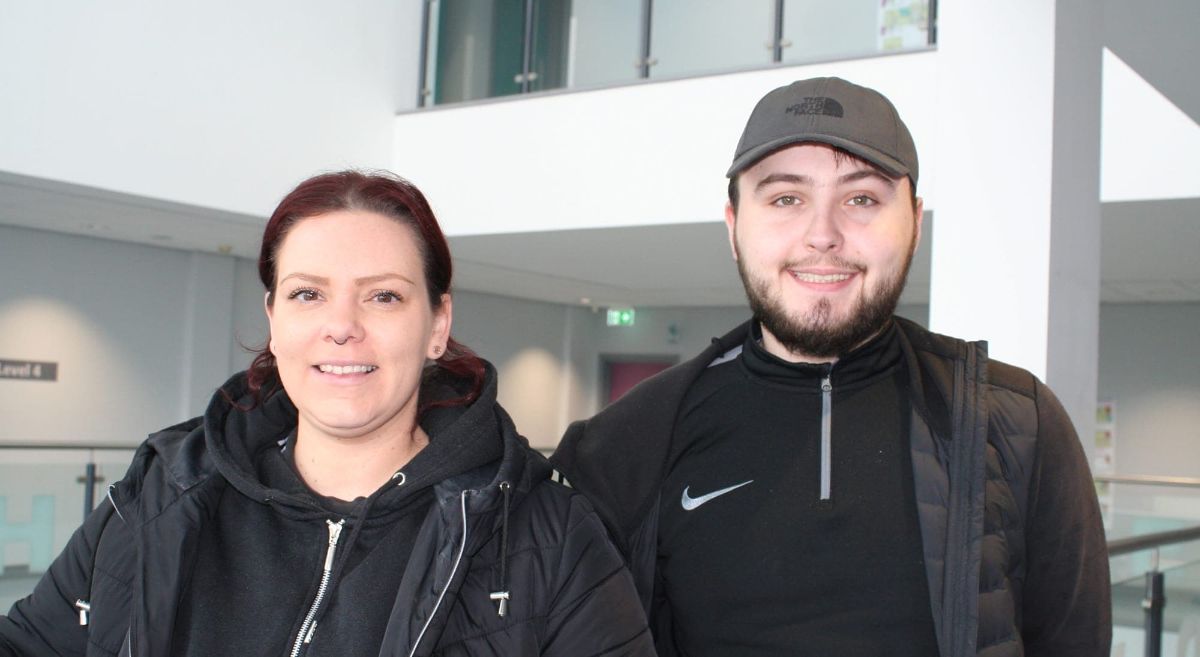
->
[0, 359, 58, 381]
[606, 308, 635, 327]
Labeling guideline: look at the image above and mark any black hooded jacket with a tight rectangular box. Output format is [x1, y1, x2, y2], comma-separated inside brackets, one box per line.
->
[0, 364, 654, 656]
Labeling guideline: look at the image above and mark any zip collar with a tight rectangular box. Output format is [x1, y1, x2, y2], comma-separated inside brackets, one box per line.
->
[740, 320, 902, 391]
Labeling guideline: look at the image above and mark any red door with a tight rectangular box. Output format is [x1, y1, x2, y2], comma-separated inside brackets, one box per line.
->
[606, 360, 674, 404]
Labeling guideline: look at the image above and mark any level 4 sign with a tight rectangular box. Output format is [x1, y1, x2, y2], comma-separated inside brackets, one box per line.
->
[0, 359, 58, 381]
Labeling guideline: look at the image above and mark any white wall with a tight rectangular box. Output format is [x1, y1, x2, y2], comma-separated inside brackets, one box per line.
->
[1098, 303, 1200, 518]
[0, 225, 251, 444]
[0, 0, 424, 218]
[450, 290, 578, 449]
[230, 258, 271, 374]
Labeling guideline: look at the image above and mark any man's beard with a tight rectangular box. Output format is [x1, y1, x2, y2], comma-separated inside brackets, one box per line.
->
[735, 239, 916, 360]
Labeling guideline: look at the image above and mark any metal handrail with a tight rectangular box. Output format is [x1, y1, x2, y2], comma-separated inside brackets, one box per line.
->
[1105, 524, 1200, 657]
[0, 443, 137, 519]
[1095, 474, 1200, 489]
[1108, 525, 1200, 557]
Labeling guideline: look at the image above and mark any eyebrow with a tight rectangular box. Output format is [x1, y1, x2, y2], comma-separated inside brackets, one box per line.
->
[754, 173, 812, 193]
[278, 272, 415, 287]
[838, 170, 897, 187]
[753, 169, 896, 193]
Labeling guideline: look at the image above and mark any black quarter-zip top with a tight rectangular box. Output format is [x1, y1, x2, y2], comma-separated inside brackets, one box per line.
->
[657, 319, 940, 656]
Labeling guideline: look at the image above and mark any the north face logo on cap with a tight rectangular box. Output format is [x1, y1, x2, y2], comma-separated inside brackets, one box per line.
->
[785, 97, 844, 118]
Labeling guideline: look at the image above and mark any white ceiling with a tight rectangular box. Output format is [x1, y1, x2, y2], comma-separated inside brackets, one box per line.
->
[1, 169, 1197, 307]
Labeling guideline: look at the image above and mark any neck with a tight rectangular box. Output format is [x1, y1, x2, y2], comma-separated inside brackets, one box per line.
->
[293, 420, 429, 501]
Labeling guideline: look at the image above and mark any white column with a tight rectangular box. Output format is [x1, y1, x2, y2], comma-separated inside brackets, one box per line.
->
[930, 0, 1102, 464]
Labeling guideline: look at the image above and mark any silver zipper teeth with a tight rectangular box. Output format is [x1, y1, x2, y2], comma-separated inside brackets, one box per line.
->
[409, 490, 470, 657]
[820, 374, 833, 501]
[290, 519, 345, 657]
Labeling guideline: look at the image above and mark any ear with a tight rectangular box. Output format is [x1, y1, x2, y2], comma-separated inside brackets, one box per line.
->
[913, 196, 925, 249]
[428, 293, 453, 358]
[724, 202, 739, 262]
[264, 291, 276, 353]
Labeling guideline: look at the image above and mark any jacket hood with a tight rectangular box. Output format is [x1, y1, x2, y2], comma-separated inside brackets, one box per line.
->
[191, 360, 547, 522]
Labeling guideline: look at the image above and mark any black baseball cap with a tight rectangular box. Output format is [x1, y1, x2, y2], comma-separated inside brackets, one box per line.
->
[727, 77, 918, 185]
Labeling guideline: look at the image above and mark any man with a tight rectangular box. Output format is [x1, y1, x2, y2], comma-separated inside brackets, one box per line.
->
[551, 77, 1110, 656]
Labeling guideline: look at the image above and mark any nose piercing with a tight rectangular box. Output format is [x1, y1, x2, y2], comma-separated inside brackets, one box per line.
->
[332, 336, 348, 346]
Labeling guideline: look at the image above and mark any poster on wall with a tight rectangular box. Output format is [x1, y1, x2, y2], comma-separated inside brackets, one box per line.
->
[1094, 400, 1117, 526]
[878, 0, 930, 51]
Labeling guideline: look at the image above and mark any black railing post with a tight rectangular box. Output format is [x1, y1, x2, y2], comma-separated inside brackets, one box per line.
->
[928, 0, 938, 45]
[772, 0, 785, 63]
[519, 0, 535, 93]
[1143, 568, 1166, 657]
[638, 0, 653, 79]
[417, 0, 433, 107]
[83, 462, 96, 522]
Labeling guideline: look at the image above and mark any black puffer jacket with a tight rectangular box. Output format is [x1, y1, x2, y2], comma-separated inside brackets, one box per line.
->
[552, 318, 1110, 657]
[0, 365, 653, 656]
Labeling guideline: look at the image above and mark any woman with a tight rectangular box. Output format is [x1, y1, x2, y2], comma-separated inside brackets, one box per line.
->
[0, 171, 653, 656]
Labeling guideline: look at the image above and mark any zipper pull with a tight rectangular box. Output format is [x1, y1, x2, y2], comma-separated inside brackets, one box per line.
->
[489, 591, 511, 617]
[75, 599, 91, 626]
[304, 620, 318, 644]
[324, 519, 345, 571]
[820, 374, 833, 501]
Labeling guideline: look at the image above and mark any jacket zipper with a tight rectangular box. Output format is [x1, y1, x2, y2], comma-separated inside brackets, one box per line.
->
[289, 519, 345, 657]
[409, 490, 471, 657]
[819, 373, 833, 501]
[106, 485, 127, 523]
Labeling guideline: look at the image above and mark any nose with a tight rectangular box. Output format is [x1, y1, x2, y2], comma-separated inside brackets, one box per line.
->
[803, 201, 843, 253]
[323, 297, 364, 345]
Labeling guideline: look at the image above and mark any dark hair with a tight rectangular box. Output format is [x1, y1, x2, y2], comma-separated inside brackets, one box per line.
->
[246, 170, 486, 417]
[727, 145, 919, 216]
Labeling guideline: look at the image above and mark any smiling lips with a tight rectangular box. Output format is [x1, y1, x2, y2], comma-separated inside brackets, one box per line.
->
[316, 364, 378, 375]
[791, 271, 854, 284]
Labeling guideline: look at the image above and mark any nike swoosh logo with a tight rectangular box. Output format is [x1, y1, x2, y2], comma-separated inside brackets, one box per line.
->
[681, 480, 754, 511]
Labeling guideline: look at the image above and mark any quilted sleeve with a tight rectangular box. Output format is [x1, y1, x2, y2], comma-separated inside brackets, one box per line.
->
[1020, 381, 1112, 656]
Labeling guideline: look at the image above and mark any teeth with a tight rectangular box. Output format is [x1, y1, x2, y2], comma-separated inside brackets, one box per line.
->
[793, 272, 852, 283]
[318, 364, 377, 375]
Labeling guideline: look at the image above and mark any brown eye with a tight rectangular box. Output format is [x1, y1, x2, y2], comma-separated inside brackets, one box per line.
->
[288, 288, 319, 302]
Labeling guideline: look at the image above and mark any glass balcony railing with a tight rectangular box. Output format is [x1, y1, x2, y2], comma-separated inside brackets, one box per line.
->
[1104, 475, 1200, 657]
[418, 0, 935, 107]
[0, 445, 136, 612]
